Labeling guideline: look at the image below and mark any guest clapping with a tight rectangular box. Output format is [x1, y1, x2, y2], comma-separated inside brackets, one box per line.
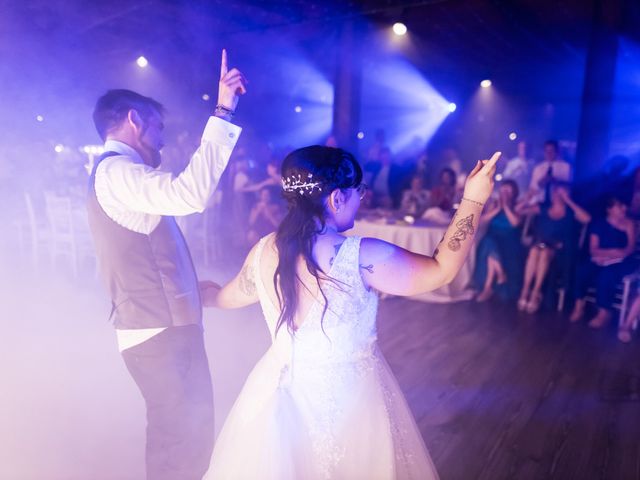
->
[400, 176, 430, 217]
[517, 182, 590, 313]
[429, 167, 458, 211]
[473, 180, 523, 302]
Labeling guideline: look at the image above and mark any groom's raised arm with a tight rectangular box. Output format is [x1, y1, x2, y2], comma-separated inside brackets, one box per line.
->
[96, 50, 248, 216]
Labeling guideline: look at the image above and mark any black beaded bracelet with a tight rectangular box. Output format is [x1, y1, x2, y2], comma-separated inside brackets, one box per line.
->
[461, 197, 484, 207]
[214, 104, 235, 117]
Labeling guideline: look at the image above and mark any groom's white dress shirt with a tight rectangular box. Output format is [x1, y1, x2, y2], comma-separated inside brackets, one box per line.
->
[94, 116, 241, 351]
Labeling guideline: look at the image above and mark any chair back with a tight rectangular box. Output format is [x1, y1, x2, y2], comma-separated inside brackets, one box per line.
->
[23, 192, 38, 234]
[521, 214, 534, 247]
[44, 192, 75, 240]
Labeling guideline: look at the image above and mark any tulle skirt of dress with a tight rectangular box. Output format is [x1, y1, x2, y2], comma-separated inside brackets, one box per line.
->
[204, 346, 439, 480]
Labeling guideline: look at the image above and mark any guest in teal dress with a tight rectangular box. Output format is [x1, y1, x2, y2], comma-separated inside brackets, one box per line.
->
[473, 179, 524, 302]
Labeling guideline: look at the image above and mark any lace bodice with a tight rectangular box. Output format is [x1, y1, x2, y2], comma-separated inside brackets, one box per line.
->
[253, 235, 379, 370]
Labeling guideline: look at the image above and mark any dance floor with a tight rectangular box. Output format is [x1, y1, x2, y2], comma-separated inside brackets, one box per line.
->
[378, 298, 640, 480]
[2, 256, 639, 479]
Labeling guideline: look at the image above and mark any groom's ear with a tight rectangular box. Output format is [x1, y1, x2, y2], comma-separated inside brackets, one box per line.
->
[127, 109, 146, 135]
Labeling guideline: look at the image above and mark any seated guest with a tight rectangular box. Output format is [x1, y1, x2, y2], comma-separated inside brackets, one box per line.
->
[367, 147, 403, 209]
[472, 180, 523, 302]
[517, 182, 591, 313]
[247, 187, 284, 245]
[441, 148, 467, 192]
[411, 147, 432, 188]
[429, 167, 458, 212]
[570, 196, 637, 327]
[400, 176, 430, 217]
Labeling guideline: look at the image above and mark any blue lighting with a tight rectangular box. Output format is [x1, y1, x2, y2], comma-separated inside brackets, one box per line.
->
[360, 57, 451, 152]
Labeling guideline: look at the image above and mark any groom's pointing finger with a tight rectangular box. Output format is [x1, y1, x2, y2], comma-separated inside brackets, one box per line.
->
[220, 49, 228, 80]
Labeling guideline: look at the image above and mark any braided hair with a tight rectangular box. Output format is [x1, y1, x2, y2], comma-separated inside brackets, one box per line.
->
[273, 145, 363, 334]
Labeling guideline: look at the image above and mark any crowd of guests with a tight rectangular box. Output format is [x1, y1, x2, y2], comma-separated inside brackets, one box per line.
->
[352, 135, 640, 343]
[468, 141, 640, 344]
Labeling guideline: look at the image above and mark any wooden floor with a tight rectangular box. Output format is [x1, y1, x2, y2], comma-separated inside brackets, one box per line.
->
[377, 297, 640, 480]
[5, 243, 640, 479]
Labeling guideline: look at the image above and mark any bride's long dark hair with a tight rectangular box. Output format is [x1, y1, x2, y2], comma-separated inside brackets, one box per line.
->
[273, 145, 363, 334]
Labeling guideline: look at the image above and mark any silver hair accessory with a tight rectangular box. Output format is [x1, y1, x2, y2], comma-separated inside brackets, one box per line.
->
[282, 173, 323, 195]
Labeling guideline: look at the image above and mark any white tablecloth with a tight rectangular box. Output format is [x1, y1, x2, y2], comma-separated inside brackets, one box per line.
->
[348, 219, 475, 303]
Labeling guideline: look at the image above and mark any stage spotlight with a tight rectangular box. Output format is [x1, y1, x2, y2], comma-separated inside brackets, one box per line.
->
[448, 103, 457, 112]
[136, 56, 149, 68]
[360, 57, 449, 152]
[509, 132, 517, 141]
[495, 173, 504, 182]
[294, 105, 302, 113]
[36, 115, 44, 122]
[54, 144, 64, 153]
[357, 131, 365, 140]
[480, 79, 492, 88]
[392, 23, 407, 36]
[202, 93, 210, 101]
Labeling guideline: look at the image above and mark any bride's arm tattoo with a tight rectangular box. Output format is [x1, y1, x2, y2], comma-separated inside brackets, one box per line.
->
[447, 214, 475, 252]
[239, 265, 257, 296]
[359, 264, 374, 274]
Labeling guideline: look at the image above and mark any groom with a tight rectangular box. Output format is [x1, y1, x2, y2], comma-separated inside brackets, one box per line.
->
[87, 51, 247, 480]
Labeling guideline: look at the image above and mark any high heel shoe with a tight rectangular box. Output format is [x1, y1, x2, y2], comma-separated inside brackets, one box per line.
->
[618, 327, 632, 343]
[517, 296, 528, 311]
[476, 289, 493, 302]
[588, 310, 611, 329]
[526, 292, 543, 314]
[569, 307, 584, 323]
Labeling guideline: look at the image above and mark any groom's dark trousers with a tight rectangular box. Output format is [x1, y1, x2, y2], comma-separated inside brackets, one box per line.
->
[122, 325, 214, 480]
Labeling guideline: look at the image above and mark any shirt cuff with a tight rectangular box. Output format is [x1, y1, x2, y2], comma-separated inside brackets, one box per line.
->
[201, 116, 242, 148]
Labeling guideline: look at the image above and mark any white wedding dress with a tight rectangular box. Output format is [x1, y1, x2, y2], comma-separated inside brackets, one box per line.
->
[204, 236, 439, 479]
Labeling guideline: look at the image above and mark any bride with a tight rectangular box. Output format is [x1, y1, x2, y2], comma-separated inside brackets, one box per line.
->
[201, 146, 500, 479]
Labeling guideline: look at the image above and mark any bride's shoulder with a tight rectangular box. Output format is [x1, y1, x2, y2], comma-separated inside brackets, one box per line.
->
[253, 233, 279, 264]
[359, 236, 399, 259]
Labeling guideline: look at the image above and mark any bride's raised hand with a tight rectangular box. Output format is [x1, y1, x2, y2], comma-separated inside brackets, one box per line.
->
[462, 152, 501, 205]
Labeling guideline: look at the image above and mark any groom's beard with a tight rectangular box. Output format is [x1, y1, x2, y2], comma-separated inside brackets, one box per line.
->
[148, 149, 161, 168]
[140, 142, 162, 168]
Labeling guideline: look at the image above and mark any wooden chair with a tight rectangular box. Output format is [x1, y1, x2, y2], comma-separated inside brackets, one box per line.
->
[581, 222, 640, 329]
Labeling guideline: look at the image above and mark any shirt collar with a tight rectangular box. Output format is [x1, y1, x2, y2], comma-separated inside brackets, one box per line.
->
[104, 139, 144, 164]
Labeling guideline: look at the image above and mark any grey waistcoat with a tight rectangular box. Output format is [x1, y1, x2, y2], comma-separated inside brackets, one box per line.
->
[87, 152, 202, 329]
